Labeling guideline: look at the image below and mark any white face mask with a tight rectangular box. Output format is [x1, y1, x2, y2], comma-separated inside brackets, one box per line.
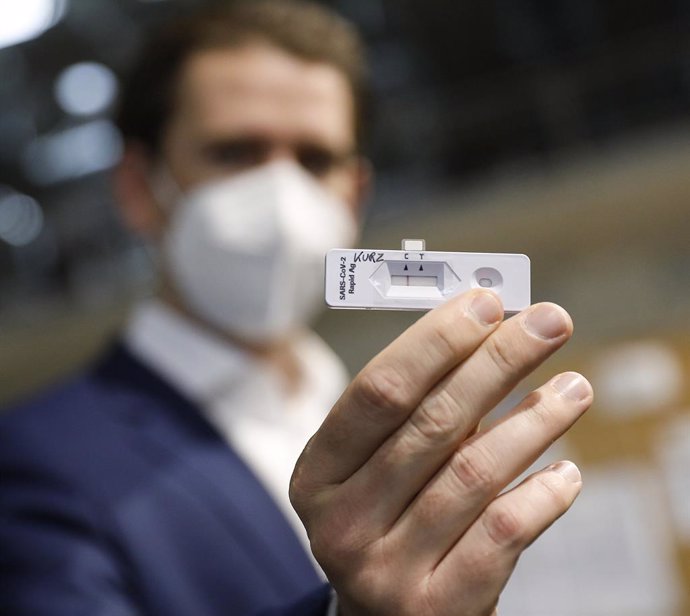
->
[161, 160, 358, 343]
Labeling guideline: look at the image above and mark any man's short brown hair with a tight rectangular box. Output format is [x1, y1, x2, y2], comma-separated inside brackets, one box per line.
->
[116, 0, 370, 154]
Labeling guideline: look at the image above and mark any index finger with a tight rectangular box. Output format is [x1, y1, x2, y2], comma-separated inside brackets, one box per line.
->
[298, 289, 504, 487]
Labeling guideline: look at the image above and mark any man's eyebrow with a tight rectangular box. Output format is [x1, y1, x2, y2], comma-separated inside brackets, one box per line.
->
[199, 136, 270, 153]
[201, 135, 354, 155]
[202, 135, 268, 146]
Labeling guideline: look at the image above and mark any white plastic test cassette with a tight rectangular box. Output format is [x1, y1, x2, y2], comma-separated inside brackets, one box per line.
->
[325, 239, 530, 314]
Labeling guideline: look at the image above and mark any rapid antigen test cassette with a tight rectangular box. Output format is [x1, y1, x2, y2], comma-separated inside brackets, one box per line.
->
[325, 239, 530, 314]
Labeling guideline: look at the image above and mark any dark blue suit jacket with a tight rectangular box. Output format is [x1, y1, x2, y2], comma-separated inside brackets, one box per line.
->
[0, 344, 330, 615]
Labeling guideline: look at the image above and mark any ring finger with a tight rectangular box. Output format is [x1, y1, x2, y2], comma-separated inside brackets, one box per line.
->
[388, 371, 592, 570]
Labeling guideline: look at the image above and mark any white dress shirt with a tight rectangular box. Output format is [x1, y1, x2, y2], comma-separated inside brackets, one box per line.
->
[124, 299, 349, 565]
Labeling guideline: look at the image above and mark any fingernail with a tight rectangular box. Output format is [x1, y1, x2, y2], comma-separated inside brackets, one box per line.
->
[523, 304, 568, 340]
[549, 460, 582, 484]
[552, 372, 591, 402]
[468, 292, 502, 325]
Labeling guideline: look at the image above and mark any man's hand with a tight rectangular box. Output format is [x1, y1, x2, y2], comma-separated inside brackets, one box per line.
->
[290, 290, 593, 615]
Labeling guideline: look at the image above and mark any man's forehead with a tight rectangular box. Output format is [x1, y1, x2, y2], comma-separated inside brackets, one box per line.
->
[172, 45, 355, 145]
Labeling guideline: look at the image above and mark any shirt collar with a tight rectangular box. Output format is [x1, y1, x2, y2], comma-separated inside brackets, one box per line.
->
[123, 298, 348, 415]
[124, 299, 254, 405]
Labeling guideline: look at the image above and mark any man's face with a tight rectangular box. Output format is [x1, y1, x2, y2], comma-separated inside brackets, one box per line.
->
[159, 43, 363, 215]
[111, 42, 367, 338]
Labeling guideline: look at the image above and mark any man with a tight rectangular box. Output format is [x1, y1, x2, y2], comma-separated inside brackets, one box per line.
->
[0, 1, 592, 615]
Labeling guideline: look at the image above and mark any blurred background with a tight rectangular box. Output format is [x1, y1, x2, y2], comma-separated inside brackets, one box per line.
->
[0, 1, 688, 614]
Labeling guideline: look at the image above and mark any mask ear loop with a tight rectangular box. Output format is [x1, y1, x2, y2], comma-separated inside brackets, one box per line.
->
[148, 162, 184, 214]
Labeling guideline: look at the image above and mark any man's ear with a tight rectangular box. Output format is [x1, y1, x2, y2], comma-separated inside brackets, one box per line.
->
[112, 143, 166, 239]
[350, 156, 373, 221]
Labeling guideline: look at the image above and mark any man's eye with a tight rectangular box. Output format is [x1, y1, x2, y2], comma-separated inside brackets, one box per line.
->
[298, 148, 339, 177]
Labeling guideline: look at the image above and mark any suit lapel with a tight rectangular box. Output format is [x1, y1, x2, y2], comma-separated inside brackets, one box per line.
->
[93, 343, 320, 595]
